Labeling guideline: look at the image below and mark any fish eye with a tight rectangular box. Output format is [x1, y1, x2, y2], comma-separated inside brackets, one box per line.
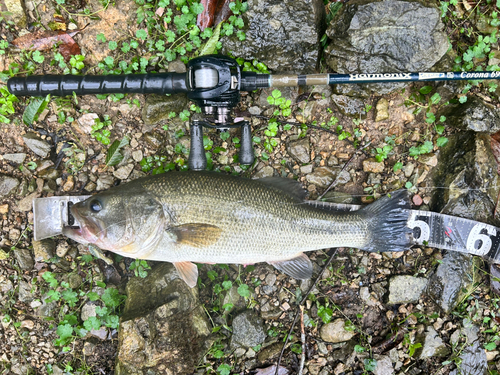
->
[90, 199, 103, 213]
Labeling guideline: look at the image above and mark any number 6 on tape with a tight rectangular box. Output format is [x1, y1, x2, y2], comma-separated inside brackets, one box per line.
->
[466, 223, 497, 256]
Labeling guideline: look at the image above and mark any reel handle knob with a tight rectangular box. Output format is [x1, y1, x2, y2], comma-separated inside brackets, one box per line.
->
[188, 122, 207, 171]
[239, 122, 254, 165]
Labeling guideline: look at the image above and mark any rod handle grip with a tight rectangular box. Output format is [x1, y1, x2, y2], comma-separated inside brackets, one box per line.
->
[7, 74, 188, 96]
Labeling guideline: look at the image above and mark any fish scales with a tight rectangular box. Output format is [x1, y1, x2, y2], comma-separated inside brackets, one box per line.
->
[141, 172, 369, 263]
[63, 171, 412, 287]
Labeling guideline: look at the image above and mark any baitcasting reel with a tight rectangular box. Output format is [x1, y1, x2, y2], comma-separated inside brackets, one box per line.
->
[8, 54, 500, 170]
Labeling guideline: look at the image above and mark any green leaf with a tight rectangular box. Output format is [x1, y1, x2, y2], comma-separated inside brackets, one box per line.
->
[136, 29, 148, 40]
[42, 271, 58, 288]
[217, 364, 231, 375]
[199, 22, 222, 56]
[23, 95, 50, 126]
[87, 292, 100, 301]
[83, 316, 101, 331]
[108, 41, 118, 50]
[364, 358, 377, 372]
[237, 284, 250, 298]
[485, 342, 497, 351]
[419, 86, 433, 94]
[96, 33, 106, 42]
[436, 137, 448, 147]
[105, 136, 130, 167]
[102, 288, 123, 308]
[222, 280, 232, 290]
[32, 50, 45, 63]
[393, 161, 403, 172]
[61, 290, 78, 307]
[56, 324, 73, 340]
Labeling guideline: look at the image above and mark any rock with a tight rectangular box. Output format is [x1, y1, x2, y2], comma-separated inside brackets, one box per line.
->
[96, 175, 114, 191]
[62, 175, 75, 192]
[167, 59, 187, 73]
[0, 174, 20, 197]
[325, 0, 448, 95]
[132, 150, 143, 162]
[331, 94, 366, 118]
[142, 94, 189, 126]
[35, 295, 57, 318]
[68, 273, 83, 289]
[388, 275, 428, 304]
[374, 355, 394, 375]
[113, 164, 134, 180]
[3, 153, 27, 164]
[230, 310, 266, 349]
[0, 203, 8, 214]
[56, 242, 70, 258]
[18, 280, 33, 303]
[16, 192, 40, 211]
[426, 252, 481, 314]
[0, 248, 8, 260]
[363, 158, 384, 173]
[115, 263, 213, 375]
[76, 113, 99, 134]
[439, 97, 500, 134]
[3, 0, 26, 27]
[20, 320, 34, 330]
[306, 167, 337, 188]
[374, 98, 389, 122]
[221, 0, 326, 73]
[287, 138, 310, 163]
[14, 248, 34, 270]
[320, 318, 356, 343]
[253, 165, 275, 179]
[22, 133, 51, 158]
[142, 132, 164, 149]
[32, 239, 55, 262]
[10, 362, 33, 375]
[38, 167, 60, 180]
[419, 326, 449, 358]
[449, 321, 488, 375]
[490, 264, 500, 296]
[222, 286, 246, 314]
[257, 342, 283, 363]
[0, 276, 13, 293]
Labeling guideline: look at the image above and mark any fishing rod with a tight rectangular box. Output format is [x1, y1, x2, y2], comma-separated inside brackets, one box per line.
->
[7, 54, 500, 170]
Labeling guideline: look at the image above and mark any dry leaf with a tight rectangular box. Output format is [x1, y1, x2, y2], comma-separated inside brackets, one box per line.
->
[12, 30, 79, 51]
[197, 0, 232, 31]
[254, 365, 289, 375]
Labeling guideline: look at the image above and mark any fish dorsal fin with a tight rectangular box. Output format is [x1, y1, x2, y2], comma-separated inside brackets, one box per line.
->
[268, 253, 313, 280]
[257, 177, 307, 200]
[170, 223, 222, 248]
[173, 261, 199, 288]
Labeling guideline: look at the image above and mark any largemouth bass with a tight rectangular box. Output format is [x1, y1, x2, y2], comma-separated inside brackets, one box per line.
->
[63, 171, 412, 287]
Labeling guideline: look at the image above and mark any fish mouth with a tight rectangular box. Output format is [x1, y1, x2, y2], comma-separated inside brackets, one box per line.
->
[62, 205, 105, 245]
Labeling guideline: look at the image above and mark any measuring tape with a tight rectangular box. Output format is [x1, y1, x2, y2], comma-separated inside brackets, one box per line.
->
[306, 201, 500, 263]
[34, 196, 500, 264]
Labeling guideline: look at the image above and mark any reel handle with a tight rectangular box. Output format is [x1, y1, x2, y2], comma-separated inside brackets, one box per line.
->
[188, 121, 207, 171]
[239, 122, 254, 165]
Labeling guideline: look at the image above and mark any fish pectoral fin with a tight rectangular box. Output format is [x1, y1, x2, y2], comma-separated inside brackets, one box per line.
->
[268, 253, 313, 280]
[170, 223, 222, 248]
[173, 261, 199, 288]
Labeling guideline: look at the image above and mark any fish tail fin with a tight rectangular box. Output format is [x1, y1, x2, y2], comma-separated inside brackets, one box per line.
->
[360, 190, 412, 253]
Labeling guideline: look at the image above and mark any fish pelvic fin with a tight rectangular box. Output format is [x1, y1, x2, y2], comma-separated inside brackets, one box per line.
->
[173, 261, 199, 288]
[360, 189, 412, 253]
[268, 253, 313, 280]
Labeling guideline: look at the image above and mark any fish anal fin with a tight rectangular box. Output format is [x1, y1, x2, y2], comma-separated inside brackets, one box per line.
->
[268, 253, 313, 280]
[171, 223, 222, 248]
[173, 261, 199, 288]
